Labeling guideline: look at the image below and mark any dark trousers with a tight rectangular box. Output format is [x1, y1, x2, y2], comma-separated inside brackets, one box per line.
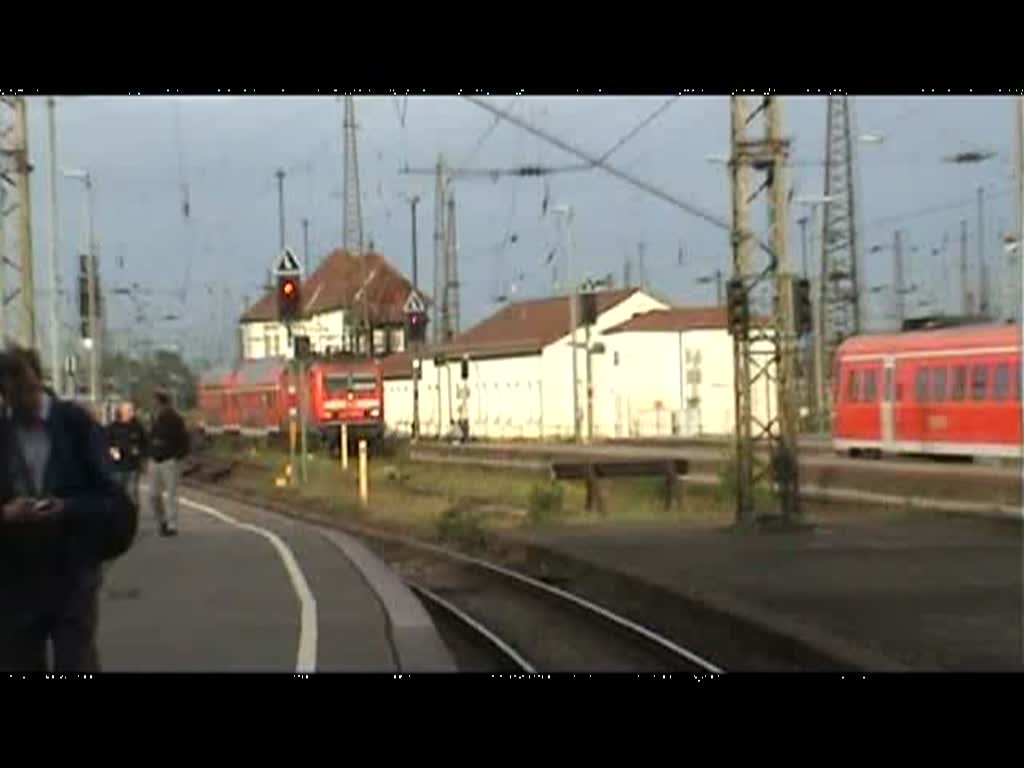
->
[0, 579, 101, 673]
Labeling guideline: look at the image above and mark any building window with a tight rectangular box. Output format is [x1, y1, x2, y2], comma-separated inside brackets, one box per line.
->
[994, 363, 1009, 401]
[372, 329, 387, 356]
[952, 366, 967, 401]
[971, 365, 988, 401]
[390, 328, 405, 353]
[931, 367, 947, 402]
[914, 368, 928, 402]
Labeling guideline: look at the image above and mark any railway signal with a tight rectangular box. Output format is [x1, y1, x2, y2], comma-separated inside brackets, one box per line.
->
[726, 277, 748, 338]
[277, 275, 300, 323]
[406, 311, 428, 343]
[795, 277, 813, 337]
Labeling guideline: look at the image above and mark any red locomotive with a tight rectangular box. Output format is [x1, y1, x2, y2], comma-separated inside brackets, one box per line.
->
[196, 356, 385, 448]
[832, 321, 1021, 460]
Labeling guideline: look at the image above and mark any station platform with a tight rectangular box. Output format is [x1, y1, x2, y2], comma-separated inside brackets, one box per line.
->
[99, 487, 455, 673]
[504, 514, 1022, 671]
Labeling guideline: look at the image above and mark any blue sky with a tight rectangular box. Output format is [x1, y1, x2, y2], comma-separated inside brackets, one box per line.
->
[16, 95, 1019, 364]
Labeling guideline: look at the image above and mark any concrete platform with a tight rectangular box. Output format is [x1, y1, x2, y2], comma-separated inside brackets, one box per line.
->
[98, 486, 455, 673]
[503, 515, 1023, 671]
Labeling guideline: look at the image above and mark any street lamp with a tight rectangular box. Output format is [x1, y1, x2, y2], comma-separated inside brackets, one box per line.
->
[62, 167, 99, 404]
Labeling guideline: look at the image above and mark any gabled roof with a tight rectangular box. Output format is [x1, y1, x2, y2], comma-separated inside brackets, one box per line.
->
[603, 305, 770, 334]
[240, 249, 425, 324]
[434, 288, 641, 357]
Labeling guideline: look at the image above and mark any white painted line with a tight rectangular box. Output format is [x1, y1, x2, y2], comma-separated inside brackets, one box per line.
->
[179, 495, 319, 673]
[407, 582, 537, 673]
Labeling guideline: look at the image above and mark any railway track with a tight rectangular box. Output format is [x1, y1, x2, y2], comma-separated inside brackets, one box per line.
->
[181, 454, 723, 674]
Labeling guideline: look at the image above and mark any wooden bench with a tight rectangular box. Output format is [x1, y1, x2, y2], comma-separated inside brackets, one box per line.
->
[549, 458, 690, 515]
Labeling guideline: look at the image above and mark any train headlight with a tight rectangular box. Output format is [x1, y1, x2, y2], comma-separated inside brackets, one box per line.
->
[370, 408, 381, 418]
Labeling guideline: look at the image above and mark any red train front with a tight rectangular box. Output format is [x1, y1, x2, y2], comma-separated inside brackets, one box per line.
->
[832, 322, 1021, 460]
[308, 359, 385, 451]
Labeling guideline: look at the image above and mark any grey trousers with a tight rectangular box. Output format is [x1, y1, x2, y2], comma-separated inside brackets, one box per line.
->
[148, 459, 179, 531]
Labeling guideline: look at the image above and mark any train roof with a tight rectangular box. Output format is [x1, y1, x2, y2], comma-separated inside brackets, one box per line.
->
[838, 322, 1021, 357]
[233, 356, 290, 386]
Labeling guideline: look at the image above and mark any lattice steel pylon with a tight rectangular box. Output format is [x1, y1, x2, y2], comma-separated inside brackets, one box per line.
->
[432, 154, 448, 343]
[342, 95, 364, 255]
[0, 96, 37, 349]
[729, 95, 801, 527]
[820, 96, 862, 408]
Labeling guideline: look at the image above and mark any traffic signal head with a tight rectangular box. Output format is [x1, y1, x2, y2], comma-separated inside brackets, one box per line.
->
[406, 311, 428, 343]
[277, 275, 301, 323]
[726, 277, 748, 337]
[579, 292, 599, 327]
[795, 277, 813, 337]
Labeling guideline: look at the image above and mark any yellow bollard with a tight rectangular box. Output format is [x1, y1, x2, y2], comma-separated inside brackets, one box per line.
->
[341, 424, 349, 471]
[358, 439, 368, 505]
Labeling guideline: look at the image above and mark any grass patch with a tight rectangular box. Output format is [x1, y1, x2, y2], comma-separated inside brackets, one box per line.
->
[527, 480, 564, 524]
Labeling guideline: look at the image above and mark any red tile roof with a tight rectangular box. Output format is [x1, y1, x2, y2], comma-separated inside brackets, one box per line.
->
[434, 289, 640, 357]
[603, 305, 770, 334]
[240, 249, 424, 324]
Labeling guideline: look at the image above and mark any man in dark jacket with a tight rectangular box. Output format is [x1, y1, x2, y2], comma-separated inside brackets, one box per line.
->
[0, 347, 137, 672]
[107, 401, 147, 507]
[147, 389, 188, 537]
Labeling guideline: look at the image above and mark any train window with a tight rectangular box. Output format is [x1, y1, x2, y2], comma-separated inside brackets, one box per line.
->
[952, 366, 967, 401]
[931, 367, 947, 402]
[994, 363, 1009, 401]
[971, 365, 988, 401]
[883, 368, 893, 402]
[1017, 363, 1022, 401]
[914, 369, 928, 402]
[864, 370, 877, 402]
[847, 370, 858, 402]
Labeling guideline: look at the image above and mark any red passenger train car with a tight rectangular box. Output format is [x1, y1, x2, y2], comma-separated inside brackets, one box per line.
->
[196, 356, 385, 447]
[832, 322, 1022, 460]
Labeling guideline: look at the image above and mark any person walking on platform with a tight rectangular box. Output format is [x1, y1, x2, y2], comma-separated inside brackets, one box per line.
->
[107, 401, 147, 507]
[0, 346, 138, 672]
[147, 389, 189, 537]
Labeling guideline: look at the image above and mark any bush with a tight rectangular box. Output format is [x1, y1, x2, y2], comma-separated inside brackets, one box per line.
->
[527, 480, 564, 524]
[436, 504, 486, 549]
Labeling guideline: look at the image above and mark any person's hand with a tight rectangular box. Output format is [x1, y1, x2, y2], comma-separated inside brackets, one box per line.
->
[2, 497, 37, 523]
[110, 446, 122, 461]
[31, 498, 65, 520]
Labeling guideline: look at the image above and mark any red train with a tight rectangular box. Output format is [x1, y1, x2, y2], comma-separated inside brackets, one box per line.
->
[196, 356, 385, 448]
[832, 322, 1021, 460]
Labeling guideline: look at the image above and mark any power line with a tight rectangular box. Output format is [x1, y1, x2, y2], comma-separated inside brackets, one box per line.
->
[865, 183, 1013, 231]
[597, 97, 679, 164]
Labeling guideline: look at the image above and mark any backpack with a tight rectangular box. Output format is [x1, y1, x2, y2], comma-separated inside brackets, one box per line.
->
[59, 401, 139, 563]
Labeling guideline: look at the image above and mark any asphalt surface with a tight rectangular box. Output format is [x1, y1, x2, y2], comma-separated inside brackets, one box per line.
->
[507, 515, 1024, 671]
[97, 486, 452, 672]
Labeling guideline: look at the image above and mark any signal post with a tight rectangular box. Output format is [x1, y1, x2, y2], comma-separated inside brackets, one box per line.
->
[275, 247, 306, 485]
[404, 290, 428, 441]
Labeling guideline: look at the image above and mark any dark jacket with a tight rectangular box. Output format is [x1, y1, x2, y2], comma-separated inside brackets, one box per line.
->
[106, 418, 148, 472]
[0, 396, 138, 612]
[149, 406, 189, 463]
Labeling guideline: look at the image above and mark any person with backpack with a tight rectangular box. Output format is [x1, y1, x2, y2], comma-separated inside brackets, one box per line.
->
[106, 401, 148, 507]
[147, 389, 189, 537]
[0, 346, 138, 672]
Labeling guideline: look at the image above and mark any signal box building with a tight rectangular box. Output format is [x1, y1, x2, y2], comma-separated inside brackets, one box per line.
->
[238, 249, 424, 361]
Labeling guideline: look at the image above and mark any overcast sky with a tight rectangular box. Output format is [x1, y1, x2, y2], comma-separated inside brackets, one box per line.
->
[14, 94, 1019, 365]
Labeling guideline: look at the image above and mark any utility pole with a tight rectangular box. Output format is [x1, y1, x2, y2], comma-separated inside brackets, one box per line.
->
[7, 97, 36, 349]
[433, 154, 447, 343]
[301, 217, 310, 275]
[276, 169, 286, 252]
[47, 98, 61, 393]
[0, 183, 7, 343]
[960, 218, 970, 315]
[448, 190, 460, 338]
[553, 205, 580, 442]
[1015, 96, 1024, 324]
[83, 175, 98, 404]
[341, 95, 364, 255]
[821, 95, 862, 412]
[637, 242, 646, 288]
[729, 95, 800, 528]
[408, 194, 421, 440]
[977, 185, 988, 316]
[893, 230, 905, 327]
[623, 256, 632, 289]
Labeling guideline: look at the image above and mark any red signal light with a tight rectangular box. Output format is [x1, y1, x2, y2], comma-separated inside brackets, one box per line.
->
[282, 280, 296, 297]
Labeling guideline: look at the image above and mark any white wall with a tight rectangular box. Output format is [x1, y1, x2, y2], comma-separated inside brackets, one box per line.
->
[240, 309, 351, 360]
[599, 327, 776, 437]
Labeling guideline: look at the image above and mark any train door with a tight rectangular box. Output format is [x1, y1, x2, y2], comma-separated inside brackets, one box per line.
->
[881, 357, 895, 448]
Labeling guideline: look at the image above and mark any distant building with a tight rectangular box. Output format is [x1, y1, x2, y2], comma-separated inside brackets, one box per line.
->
[380, 293, 776, 440]
[238, 249, 425, 360]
